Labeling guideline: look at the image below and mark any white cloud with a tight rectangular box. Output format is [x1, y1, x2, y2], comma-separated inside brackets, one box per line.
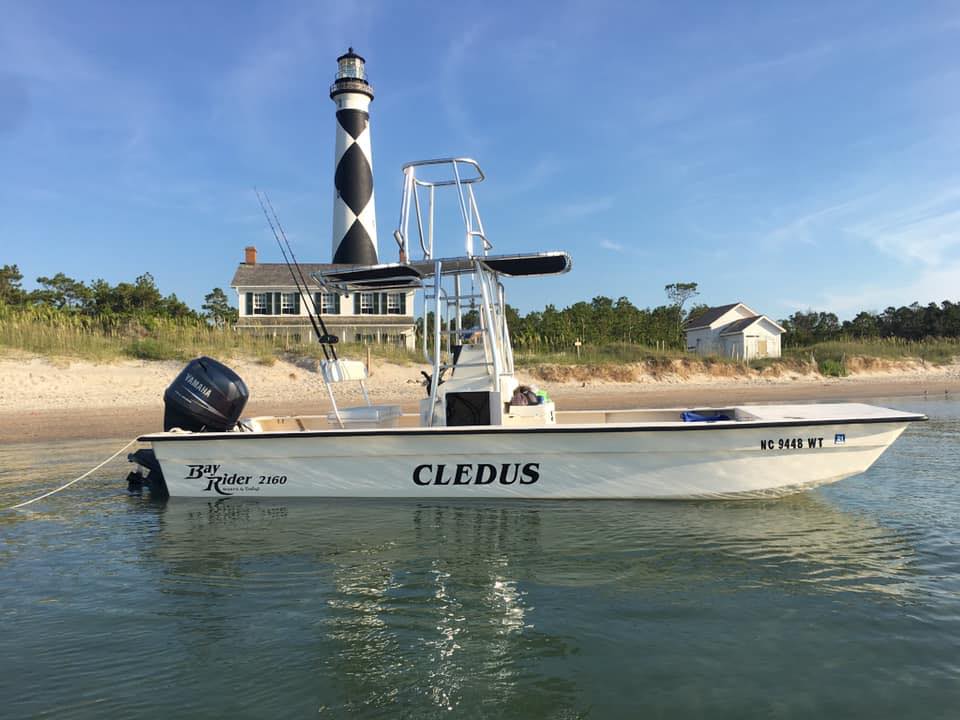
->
[847, 187, 960, 266]
[222, 1, 376, 111]
[0, 3, 159, 149]
[763, 196, 868, 246]
[439, 23, 489, 144]
[799, 260, 960, 317]
[555, 196, 615, 220]
[632, 42, 836, 131]
[758, 183, 960, 263]
[0, 4, 100, 84]
[599, 239, 624, 252]
[491, 154, 562, 196]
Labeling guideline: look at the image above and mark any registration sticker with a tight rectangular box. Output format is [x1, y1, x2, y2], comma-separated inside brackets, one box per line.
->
[834, 433, 846, 446]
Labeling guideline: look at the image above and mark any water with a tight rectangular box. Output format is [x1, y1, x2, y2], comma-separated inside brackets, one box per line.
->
[1, 398, 958, 719]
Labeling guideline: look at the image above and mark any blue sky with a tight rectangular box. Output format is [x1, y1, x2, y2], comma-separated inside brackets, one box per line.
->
[1, 0, 958, 319]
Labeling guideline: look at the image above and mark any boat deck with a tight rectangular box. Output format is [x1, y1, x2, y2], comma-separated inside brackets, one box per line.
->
[144, 402, 923, 439]
[555, 403, 924, 426]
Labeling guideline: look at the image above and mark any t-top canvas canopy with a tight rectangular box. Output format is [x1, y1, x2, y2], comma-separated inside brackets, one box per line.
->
[312, 251, 572, 292]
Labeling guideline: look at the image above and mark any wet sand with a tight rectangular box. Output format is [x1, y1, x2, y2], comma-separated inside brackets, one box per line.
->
[3, 376, 955, 444]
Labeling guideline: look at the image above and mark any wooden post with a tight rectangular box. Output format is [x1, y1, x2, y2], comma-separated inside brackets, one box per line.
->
[366, 345, 372, 376]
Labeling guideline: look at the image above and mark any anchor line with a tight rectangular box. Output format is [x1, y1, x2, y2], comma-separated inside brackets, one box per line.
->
[5, 438, 139, 510]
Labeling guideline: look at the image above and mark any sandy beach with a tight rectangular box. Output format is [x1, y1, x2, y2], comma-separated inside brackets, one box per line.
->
[1, 355, 957, 443]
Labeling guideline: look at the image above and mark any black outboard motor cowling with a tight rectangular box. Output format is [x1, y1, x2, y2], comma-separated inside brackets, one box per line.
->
[163, 357, 249, 432]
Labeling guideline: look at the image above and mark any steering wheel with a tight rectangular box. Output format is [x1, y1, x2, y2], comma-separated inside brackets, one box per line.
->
[420, 368, 447, 394]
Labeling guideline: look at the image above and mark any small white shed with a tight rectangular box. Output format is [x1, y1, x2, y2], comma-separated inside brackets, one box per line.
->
[685, 303, 785, 360]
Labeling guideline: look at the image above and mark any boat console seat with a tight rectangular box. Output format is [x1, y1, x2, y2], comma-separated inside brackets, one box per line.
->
[326, 404, 401, 428]
[321, 359, 370, 383]
[320, 359, 401, 428]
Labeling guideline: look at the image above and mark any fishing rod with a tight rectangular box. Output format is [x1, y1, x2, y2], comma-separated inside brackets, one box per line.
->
[254, 189, 337, 362]
[261, 192, 341, 359]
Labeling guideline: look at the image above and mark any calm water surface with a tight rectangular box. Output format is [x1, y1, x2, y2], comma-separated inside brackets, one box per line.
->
[1, 398, 958, 719]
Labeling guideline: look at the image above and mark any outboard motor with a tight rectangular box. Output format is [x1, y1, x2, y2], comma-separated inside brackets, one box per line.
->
[126, 448, 169, 498]
[163, 356, 249, 432]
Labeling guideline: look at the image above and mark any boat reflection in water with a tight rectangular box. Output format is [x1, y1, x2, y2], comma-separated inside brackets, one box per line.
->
[149, 497, 917, 715]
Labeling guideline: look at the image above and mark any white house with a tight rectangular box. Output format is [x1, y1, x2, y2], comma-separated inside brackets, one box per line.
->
[685, 302, 785, 360]
[231, 246, 417, 349]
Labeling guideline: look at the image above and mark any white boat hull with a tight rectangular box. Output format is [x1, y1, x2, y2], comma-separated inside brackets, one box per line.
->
[146, 418, 910, 500]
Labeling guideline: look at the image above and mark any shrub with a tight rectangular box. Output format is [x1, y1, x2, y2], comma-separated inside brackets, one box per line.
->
[125, 338, 186, 361]
[818, 358, 846, 377]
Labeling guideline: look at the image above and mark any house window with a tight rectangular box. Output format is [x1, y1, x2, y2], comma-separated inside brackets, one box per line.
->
[320, 293, 339, 314]
[313, 292, 340, 315]
[352, 292, 405, 315]
[280, 292, 300, 315]
[252, 292, 271, 315]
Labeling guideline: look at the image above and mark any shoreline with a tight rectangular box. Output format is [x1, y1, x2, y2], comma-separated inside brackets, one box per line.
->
[2, 373, 955, 444]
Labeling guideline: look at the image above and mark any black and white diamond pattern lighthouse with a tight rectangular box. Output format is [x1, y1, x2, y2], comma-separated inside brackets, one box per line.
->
[329, 48, 379, 265]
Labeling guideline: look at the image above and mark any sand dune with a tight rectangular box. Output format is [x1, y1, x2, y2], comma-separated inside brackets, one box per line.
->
[1, 355, 957, 443]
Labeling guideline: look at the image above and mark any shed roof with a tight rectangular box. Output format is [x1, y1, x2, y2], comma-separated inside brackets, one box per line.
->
[718, 315, 786, 336]
[718, 316, 761, 335]
[685, 303, 741, 330]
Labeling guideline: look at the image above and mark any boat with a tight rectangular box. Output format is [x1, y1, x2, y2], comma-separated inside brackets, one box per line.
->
[129, 158, 926, 499]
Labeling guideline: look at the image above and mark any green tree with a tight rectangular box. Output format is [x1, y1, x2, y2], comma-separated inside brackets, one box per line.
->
[202, 287, 238, 326]
[665, 282, 699, 311]
[842, 311, 880, 338]
[0, 264, 25, 306]
[665, 282, 699, 346]
[160, 292, 197, 320]
[941, 301, 960, 337]
[780, 310, 841, 346]
[612, 296, 640, 342]
[130, 273, 164, 312]
[32, 273, 91, 309]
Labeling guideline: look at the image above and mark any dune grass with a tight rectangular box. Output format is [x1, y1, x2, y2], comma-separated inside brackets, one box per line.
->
[294, 341, 422, 365]
[513, 342, 690, 367]
[789, 338, 960, 364]
[783, 338, 960, 376]
[0, 312, 275, 362]
[2, 307, 958, 371]
[0, 310, 421, 365]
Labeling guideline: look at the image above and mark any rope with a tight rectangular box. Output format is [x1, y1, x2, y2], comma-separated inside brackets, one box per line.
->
[6, 438, 139, 510]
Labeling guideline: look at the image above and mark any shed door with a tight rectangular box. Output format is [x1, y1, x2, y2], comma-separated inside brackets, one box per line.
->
[758, 339, 768, 357]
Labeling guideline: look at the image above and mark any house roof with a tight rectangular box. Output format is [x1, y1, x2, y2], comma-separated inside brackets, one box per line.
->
[718, 316, 761, 335]
[718, 315, 786, 336]
[685, 303, 741, 330]
[231, 263, 337, 288]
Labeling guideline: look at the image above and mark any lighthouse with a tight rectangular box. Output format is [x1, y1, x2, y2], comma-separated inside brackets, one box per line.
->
[329, 48, 378, 265]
